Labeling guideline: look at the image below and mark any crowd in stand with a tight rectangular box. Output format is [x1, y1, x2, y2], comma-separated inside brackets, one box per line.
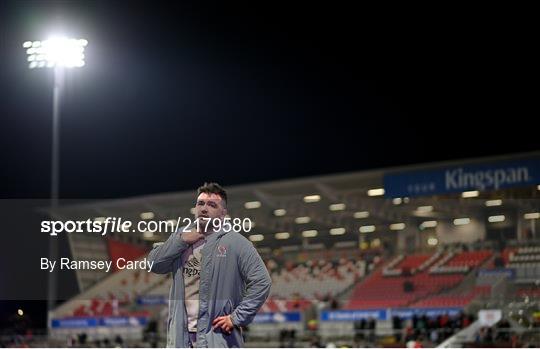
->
[395, 312, 475, 347]
[263, 257, 372, 312]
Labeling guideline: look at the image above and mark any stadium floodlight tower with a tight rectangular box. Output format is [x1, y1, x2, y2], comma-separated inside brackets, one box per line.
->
[22, 36, 88, 331]
[23, 36, 87, 205]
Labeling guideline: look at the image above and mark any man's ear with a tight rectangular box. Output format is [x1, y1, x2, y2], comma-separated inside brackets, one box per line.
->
[222, 207, 228, 218]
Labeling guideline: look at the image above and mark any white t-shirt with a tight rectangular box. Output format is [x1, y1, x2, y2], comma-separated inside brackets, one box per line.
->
[182, 239, 205, 332]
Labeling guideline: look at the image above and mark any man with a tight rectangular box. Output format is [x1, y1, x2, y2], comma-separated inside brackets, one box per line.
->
[148, 182, 271, 348]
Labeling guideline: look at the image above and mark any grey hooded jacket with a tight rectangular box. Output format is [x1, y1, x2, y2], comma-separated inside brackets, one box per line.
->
[148, 226, 271, 348]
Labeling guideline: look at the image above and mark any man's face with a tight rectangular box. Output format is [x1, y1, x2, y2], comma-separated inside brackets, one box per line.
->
[194, 192, 227, 222]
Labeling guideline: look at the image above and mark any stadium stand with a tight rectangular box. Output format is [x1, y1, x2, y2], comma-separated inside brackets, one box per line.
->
[53, 257, 166, 318]
[260, 258, 365, 312]
[39, 152, 540, 347]
[346, 250, 492, 310]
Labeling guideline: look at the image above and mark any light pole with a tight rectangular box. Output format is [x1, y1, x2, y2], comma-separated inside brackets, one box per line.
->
[23, 36, 88, 331]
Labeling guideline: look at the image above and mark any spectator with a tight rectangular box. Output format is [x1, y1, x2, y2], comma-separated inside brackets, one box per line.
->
[430, 329, 439, 345]
[114, 335, 123, 347]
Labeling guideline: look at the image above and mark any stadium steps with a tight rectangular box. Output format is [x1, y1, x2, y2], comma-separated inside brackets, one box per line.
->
[334, 261, 382, 306]
[336, 281, 361, 306]
[437, 320, 482, 348]
[447, 253, 495, 296]
[402, 253, 463, 306]
[408, 252, 496, 308]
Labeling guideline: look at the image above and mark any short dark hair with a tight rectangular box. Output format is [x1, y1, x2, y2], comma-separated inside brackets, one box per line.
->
[197, 182, 227, 205]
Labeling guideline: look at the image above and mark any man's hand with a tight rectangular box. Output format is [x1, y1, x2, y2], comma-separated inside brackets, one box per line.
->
[212, 315, 234, 335]
[181, 230, 204, 244]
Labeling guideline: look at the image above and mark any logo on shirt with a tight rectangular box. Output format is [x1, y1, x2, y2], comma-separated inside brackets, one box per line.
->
[216, 245, 227, 258]
[183, 256, 201, 277]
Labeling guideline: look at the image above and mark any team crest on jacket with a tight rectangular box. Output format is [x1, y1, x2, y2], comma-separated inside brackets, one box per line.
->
[216, 245, 227, 257]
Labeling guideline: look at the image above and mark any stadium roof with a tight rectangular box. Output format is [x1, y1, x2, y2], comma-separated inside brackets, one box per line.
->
[52, 151, 540, 251]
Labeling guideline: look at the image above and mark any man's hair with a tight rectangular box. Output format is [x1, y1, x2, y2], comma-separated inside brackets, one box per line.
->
[197, 182, 227, 205]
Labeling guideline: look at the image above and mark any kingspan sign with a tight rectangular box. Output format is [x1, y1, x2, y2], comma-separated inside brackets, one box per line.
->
[384, 157, 540, 198]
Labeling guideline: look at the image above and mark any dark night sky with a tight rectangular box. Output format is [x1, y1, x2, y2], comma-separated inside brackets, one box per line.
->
[1, 1, 537, 199]
[0, 1, 538, 328]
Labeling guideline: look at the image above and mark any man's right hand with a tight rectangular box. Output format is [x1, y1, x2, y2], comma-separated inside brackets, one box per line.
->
[181, 230, 204, 244]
